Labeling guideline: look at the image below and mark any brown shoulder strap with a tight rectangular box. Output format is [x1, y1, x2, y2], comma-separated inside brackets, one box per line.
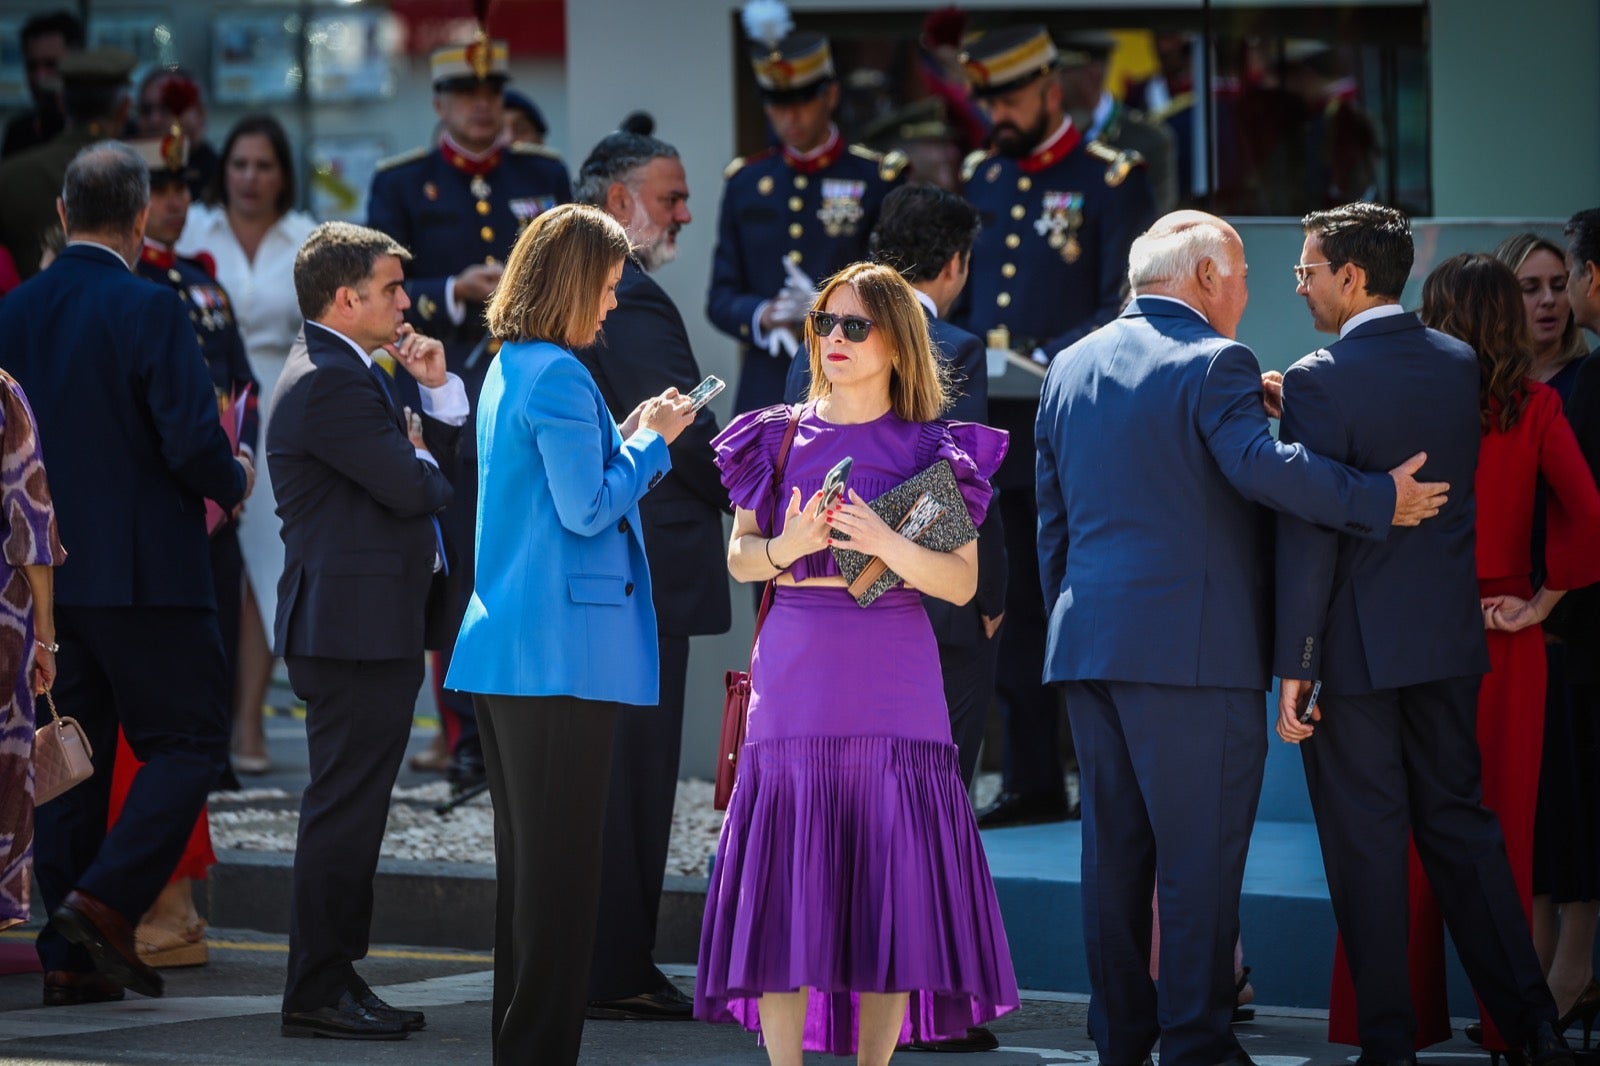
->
[749, 404, 805, 658]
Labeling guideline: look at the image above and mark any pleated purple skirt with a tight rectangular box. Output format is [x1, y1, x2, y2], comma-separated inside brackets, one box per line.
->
[695, 585, 1019, 1054]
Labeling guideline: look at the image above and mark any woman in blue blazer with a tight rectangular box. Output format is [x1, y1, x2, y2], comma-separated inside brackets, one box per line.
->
[445, 204, 694, 1066]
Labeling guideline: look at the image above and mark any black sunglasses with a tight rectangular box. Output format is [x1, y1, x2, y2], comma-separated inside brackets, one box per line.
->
[809, 311, 875, 343]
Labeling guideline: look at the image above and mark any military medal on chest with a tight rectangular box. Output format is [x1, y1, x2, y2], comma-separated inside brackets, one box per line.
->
[470, 175, 491, 201]
[817, 178, 865, 238]
[1035, 190, 1085, 263]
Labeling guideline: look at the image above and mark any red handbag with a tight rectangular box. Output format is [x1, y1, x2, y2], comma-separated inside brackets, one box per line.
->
[714, 406, 802, 810]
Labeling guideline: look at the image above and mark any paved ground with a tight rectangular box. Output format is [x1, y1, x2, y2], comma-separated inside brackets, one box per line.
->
[0, 925, 1506, 1066]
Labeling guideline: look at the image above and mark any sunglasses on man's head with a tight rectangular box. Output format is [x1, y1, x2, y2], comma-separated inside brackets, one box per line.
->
[809, 311, 875, 343]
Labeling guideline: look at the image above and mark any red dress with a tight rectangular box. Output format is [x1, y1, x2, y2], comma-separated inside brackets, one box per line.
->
[107, 729, 216, 882]
[1327, 383, 1600, 1049]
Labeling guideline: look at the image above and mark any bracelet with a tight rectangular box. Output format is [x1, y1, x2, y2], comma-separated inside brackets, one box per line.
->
[763, 537, 786, 572]
[35, 638, 58, 654]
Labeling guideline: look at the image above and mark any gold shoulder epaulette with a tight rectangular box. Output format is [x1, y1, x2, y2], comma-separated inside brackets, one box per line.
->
[374, 145, 430, 172]
[960, 149, 990, 185]
[1087, 140, 1145, 187]
[878, 149, 909, 182]
[510, 142, 563, 162]
[1152, 90, 1194, 125]
[723, 155, 748, 180]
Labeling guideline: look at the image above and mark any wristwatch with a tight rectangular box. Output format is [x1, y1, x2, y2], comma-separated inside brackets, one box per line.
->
[35, 639, 59, 653]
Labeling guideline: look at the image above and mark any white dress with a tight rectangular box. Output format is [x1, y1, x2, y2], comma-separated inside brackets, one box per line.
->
[177, 204, 318, 632]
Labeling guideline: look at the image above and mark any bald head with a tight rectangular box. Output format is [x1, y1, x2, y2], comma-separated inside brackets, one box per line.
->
[1127, 210, 1249, 338]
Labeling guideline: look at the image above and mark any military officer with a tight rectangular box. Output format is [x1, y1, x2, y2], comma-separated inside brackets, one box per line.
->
[707, 29, 906, 413]
[366, 35, 570, 386]
[0, 46, 134, 279]
[955, 24, 1157, 830]
[365, 34, 570, 793]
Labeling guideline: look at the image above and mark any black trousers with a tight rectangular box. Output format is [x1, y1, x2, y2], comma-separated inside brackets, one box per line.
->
[477, 693, 617, 1066]
[941, 630, 1002, 790]
[34, 605, 230, 972]
[994, 484, 1071, 795]
[1303, 676, 1557, 1057]
[281, 654, 421, 1013]
[588, 635, 688, 1000]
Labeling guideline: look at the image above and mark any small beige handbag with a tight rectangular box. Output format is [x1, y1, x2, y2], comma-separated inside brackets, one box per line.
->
[33, 691, 93, 805]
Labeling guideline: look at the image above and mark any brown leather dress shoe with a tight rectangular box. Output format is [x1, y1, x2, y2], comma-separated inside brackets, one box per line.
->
[42, 970, 126, 1007]
[52, 889, 162, 998]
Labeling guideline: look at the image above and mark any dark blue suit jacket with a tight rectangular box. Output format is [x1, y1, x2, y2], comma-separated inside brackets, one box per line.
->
[0, 243, 246, 607]
[1274, 311, 1489, 693]
[268, 322, 459, 661]
[1036, 296, 1395, 690]
[575, 258, 731, 639]
[783, 306, 1008, 641]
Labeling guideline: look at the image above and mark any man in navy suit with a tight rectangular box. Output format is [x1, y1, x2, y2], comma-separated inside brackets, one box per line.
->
[570, 128, 730, 1021]
[0, 141, 251, 1004]
[1036, 210, 1448, 1066]
[785, 183, 1007, 791]
[270, 222, 465, 1040]
[1275, 203, 1571, 1066]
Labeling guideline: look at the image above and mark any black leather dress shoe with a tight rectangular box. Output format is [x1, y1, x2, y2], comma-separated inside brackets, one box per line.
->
[975, 790, 1077, 829]
[42, 970, 126, 1007]
[1354, 1054, 1418, 1066]
[52, 889, 162, 998]
[282, 991, 409, 1040]
[586, 980, 694, 1021]
[356, 990, 426, 1031]
[906, 1025, 1001, 1052]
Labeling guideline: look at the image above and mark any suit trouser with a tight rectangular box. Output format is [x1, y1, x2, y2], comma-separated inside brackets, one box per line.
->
[588, 634, 688, 1000]
[34, 605, 230, 972]
[995, 484, 1070, 796]
[281, 654, 421, 1013]
[942, 630, 1002, 789]
[1064, 680, 1263, 1066]
[477, 694, 617, 1066]
[1303, 678, 1556, 1057]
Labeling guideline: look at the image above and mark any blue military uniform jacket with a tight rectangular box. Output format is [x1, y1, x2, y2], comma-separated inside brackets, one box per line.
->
[367, 138, 571, 375]
[707, 131, 906, 412]
[958, 124, 1156, 358]
[137, 242, 260, 453]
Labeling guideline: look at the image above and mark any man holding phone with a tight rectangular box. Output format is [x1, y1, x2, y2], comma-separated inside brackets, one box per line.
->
[572, 127, 731, 1021]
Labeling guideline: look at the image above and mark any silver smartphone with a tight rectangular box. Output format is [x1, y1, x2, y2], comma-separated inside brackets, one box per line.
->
[687, 375, 725, 412]
[820, 456, 853, 512]
[1298, 679, 1323, 724]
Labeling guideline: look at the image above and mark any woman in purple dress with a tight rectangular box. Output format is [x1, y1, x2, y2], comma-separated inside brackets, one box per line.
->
[0, 368, 66, 929]
[696, 262, 1018, 1062]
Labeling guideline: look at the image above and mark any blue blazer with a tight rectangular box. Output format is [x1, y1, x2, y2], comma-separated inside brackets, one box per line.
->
[1274, 311, 1490, 693]
[1035, 297, 1396, 690]
[0, 243, 246, 608]
[446, 340, 672, 704]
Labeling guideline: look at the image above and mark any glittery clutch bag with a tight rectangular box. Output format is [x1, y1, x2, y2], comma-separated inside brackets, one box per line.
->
[830, 459, 978, 607]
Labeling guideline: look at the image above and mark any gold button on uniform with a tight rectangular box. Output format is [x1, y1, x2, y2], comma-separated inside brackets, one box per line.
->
[996, 292, 1011, 307]
[1010, 204, 1026, 220]
[788, 196, 803, 211]
[476, 201, 490, 216]
[1001, 263, 1017, 278]
[1018, 176, 1033, 191]
[788, 223, 803, 239]
[1005, 234, 1021, 249]
[794, 175, 808, 190]
[480, 226, 494, 242]
[787, 250, 803, 263]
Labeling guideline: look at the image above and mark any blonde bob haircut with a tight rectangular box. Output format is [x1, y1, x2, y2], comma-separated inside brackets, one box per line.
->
[486, 203, 630, 348]
[804, 261, 950, 422]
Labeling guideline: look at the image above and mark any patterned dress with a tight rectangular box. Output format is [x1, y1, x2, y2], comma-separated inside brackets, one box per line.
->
[0, 370, 65, 929]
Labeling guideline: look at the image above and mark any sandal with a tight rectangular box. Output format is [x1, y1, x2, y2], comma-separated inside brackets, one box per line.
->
[136, 918, 209, 969]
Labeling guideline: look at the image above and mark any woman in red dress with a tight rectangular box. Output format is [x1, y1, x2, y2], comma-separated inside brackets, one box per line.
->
[1325, 253, 1600, 1059]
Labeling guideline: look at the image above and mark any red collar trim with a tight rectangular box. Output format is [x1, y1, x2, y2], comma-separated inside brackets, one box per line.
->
[1018, 119, 1082, 174]
[439, 134, 502, 177]
[140, 240, 176, 271]
[783, 128, 843, 174]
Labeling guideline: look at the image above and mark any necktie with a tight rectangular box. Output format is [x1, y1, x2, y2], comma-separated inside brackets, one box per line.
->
[368, 362, 449, 575]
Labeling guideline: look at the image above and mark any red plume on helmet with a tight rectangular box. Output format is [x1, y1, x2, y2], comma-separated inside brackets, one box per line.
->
[157, 73, 201, 116]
